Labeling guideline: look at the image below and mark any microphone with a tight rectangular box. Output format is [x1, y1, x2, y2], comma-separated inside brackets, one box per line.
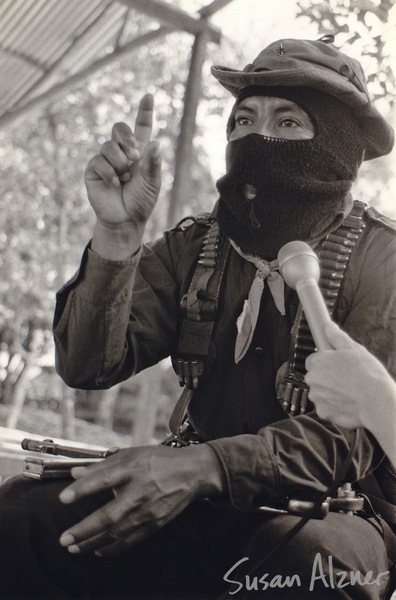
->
[278, 241, 333, 350]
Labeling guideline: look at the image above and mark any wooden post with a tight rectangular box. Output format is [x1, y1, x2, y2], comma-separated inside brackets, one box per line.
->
[198, 0, 236, 18]
[167, 27, 209, 229]
[0, 27, 173, 129]
[167, 0, 236, 228]
[120, 0, 221, 42]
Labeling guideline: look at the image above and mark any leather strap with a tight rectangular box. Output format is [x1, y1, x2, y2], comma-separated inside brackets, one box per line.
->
[164, 221, 230, 446]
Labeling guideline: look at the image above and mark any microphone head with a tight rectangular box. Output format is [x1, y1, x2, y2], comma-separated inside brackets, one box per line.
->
[278, 241, 320, 290]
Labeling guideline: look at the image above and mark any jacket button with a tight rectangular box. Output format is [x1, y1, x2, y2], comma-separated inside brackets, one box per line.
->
[340, 63, 351, 76]
[254, 346, 264, 356]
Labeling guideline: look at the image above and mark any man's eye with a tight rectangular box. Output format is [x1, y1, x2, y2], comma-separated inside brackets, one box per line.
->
[236, 116, 252, 126]
[279, 118, 300, 128]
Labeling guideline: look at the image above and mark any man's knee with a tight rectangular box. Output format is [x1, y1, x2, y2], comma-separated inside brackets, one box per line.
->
[0, 475, 68, 524]
[248, 513, 387, 561]
[238, 513, 391, 598]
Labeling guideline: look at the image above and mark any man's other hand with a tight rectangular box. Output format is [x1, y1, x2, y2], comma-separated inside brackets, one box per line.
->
[58, 444, 224, 557]
[305, 322, 396, 465]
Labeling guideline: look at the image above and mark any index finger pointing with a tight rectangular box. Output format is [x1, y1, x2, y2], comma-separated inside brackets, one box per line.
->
[134, 94, 154, 146]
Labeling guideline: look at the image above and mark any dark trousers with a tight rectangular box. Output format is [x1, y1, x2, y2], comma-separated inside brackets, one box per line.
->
[0, 475, 391, 600]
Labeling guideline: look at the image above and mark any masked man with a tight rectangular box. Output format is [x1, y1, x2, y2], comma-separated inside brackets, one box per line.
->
[0, 36, 395, 600]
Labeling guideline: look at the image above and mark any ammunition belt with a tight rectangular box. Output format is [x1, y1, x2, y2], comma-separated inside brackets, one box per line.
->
[278, 201, 367, 416]
[174, 220, 230, 390]
[165, 221, 230, 446]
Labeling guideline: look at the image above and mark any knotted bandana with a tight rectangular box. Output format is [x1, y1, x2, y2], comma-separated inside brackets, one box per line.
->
[230, 240, 285, 363]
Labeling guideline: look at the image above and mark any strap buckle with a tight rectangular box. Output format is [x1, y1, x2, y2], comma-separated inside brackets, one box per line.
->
[162, 422, 202, 447]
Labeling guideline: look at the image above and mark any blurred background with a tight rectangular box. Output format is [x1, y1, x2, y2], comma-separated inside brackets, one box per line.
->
[0, 0, 394, 468]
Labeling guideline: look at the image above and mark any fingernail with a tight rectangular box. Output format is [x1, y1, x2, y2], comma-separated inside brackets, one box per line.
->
[95, 550, 104, 558]
[68, 544, 81, 555]
[59, 532, 75, 547]
[111, 175, 120, 188]
[59, 488, 75, 503]
[126, 148, 140, 161]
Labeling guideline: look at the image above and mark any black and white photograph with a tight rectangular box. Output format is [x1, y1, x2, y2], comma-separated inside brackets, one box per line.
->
[0, 0, 395, 598]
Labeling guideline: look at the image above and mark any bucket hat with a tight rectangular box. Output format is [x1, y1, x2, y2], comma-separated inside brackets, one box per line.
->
[211, 35, 394, 160]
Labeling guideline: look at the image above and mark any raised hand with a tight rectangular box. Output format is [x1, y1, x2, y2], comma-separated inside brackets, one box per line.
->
[85, 94, 161, 258]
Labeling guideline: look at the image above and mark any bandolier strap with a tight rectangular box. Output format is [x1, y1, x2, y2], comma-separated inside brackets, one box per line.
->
[277, 201, 367, 416]
[164, 220, 230, 446]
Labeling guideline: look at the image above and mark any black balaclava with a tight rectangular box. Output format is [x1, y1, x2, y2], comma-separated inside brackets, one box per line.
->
[216, 86, 365, 259]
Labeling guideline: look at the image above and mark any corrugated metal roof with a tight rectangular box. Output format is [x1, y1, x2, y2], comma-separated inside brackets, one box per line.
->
[0, 0, 123, 113]
[0, 0, 226, 126]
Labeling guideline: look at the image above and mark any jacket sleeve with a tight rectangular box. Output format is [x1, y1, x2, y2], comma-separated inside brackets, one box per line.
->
[207, 419, 381, 509]
[54, 237, 183, 390]
[208, 213, 396, 509]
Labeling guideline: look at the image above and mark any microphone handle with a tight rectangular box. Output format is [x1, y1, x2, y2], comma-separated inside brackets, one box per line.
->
[295, 278, 333, 351]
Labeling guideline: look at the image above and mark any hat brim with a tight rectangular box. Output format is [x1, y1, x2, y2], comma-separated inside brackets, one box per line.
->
[211, 65, 394, 160]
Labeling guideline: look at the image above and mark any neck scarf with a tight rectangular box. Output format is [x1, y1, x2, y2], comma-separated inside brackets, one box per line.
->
[230, 240, 285, 363]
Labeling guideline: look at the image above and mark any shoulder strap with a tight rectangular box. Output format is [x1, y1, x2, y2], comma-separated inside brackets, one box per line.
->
[173, 220, 230, 386]
[164, 220, 230, 446]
